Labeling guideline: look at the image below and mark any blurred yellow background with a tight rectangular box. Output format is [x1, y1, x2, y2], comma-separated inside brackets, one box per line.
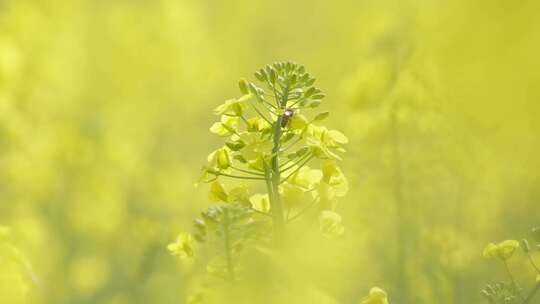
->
[0, 0, 539, 303]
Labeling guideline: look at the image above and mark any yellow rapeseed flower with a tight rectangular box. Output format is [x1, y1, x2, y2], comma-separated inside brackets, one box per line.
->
[167, 233, 195, 259]
[482, 243, 499, 258]
[497, 240, 520, 259]
[215, 148, 231, 169]
[361, 287, 389, 304]
[319, 210, 345, 238]
[482, 240, 519, 260]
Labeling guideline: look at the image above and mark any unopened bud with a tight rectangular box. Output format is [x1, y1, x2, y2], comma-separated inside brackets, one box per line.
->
[238, 78, 249, 95]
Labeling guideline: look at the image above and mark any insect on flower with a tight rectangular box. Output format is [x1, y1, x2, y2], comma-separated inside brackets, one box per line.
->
[280, 108, 295, 127]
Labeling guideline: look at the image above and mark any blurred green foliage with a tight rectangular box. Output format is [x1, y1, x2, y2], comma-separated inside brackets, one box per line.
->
[0, 0, 539, 303]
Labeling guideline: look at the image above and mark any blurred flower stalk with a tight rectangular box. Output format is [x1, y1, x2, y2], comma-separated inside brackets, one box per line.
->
[168, 62, 358, 301]
[481, 227, 540, 304]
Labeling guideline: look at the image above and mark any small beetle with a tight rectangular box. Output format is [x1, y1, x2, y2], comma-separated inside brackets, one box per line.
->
[280, 108, 295, 127]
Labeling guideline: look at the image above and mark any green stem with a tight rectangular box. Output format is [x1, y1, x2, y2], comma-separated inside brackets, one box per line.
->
[522, 282, 540, 304]
[526, 253, 540, 274]
[265, 84, 290, 246]
[223, 210, 235, 281]
[504, 259, 525, 300]
[269, 123, 285, 245]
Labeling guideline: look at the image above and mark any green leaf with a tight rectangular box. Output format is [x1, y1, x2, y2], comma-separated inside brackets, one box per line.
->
[311, 93, 326, 100]
[287, 153, 299, 160]
[225, 140, 246, 151]
[313, 111, 329, 121]
[295, 146, 310, 157]
[304, 87, 316, 97]
[233, 154, 247, 164]
[305, 77, 316, 87]
[309, 101, 321, 108]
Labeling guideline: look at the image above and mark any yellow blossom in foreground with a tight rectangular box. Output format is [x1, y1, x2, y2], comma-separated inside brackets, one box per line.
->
[482, 243, 499, 258]
[167, 233, 195, 259]
[482, 240, 520, 260]
[361, 287, 389, 304]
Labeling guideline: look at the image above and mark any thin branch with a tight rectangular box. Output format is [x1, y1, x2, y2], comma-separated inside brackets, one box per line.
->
[266, 83, 283, 99]
[248, 101, 272, 125]
[263, 100, 279, 110]
[221, 123, 242, 138]
[272, 82, 284, 108]
[261, 102, 279, 116]
[281, 136, 303, 153]
[279, 155, 315, 184]
[288, 97, 307, 108]
[262, 92, 277, 99]
[279, 152, 312, 174]
[240, 115, 249, 124]
[278, 157, 293, 169]
[526, 253, 540, 274]
[213, 172, 265, 181]
[230, 165, 265, 176]
[287, 197, 319, 222]
[504, 260, 525, 301]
